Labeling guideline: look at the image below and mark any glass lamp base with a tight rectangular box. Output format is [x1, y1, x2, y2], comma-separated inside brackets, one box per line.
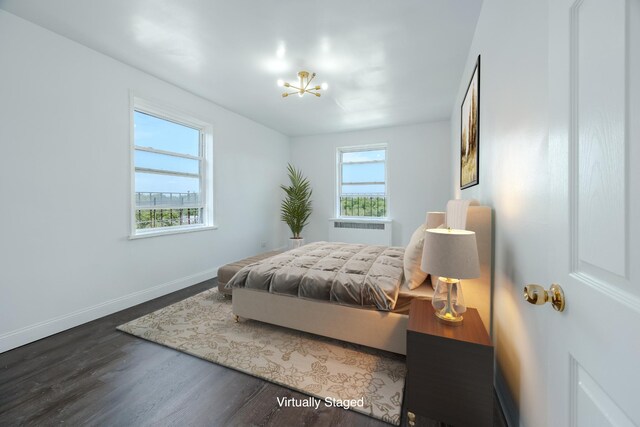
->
[435, 310, 464, 324]
[432, 278, 466, 325]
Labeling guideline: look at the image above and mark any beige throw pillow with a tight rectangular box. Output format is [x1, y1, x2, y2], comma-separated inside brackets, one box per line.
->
[404, 224, 428, 290]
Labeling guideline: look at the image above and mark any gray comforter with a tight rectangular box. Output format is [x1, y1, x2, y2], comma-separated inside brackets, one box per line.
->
[225, 242, 405, 311]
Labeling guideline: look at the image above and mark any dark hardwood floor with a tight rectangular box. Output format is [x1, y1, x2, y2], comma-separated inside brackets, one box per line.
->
[0, 279, 507, 427]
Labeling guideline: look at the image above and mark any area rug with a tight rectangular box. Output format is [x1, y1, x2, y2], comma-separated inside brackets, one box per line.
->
[117, 289, 406, 425]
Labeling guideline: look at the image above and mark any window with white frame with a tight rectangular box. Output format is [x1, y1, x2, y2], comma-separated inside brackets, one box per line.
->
[131, 98, 213, 236]
[337, 146, 387, 218]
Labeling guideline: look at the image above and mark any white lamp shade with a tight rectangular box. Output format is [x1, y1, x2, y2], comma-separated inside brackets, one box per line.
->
[421, 229, 480, 279]
[425, 211, 445, 229]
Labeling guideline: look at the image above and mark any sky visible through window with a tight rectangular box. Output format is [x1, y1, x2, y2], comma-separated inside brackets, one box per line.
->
[134, 111, 200, 194]
[341, 149, 385, 195]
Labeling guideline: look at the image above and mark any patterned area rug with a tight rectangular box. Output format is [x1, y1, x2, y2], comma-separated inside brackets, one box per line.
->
[117, 289, 406, 425]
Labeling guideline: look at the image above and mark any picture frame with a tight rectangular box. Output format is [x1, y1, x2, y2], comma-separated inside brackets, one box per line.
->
[460, 55, 480, 190]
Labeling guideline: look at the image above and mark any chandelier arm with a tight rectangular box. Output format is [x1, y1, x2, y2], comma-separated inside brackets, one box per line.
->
[288, 84, 303, 91]
[304, 74, 316, 90]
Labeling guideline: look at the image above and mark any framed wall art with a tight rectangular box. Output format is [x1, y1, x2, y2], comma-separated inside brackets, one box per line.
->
[460, 55, 480, 190]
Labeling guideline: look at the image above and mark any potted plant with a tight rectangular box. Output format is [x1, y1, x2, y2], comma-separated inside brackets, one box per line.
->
[280, 163, 312, 249]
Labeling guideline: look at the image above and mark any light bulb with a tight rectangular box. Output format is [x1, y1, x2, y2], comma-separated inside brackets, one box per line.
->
[276, 46, 286, 58]
[277, 79, 284, 87]
[321, 82, 329, 90]
[298, 92, 303, 97]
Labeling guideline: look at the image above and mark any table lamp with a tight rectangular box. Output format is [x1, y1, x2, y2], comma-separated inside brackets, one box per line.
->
[421, 228, 480, 324]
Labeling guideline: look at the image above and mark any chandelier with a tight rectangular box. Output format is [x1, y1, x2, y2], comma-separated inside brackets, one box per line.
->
[277, 71, 328, 98]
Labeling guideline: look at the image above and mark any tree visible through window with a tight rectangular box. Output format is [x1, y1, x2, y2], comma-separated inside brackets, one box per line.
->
[132, 103, 211, 235]
[337, 146, 387, 218]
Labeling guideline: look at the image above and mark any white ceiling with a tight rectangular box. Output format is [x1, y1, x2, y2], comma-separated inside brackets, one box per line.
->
[0, 0, 482, 136]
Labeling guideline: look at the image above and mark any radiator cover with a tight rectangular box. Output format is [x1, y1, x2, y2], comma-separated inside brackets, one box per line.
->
[328, 219, 392, 245]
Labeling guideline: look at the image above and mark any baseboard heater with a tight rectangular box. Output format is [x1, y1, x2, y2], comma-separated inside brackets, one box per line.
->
[328, 218, 392, 246]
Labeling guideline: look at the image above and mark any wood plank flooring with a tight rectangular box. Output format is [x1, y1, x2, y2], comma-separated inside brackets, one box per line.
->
[0, 279, 507, 426]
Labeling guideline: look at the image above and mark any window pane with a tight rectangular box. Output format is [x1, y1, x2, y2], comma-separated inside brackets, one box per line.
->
[135, 172, 200, 207]
[339, 195, 386, 217]
[135, 150, 199, 175]
[135, 192, 201, 208]
[134, 111, 200, 156]
[341, 184, 385, 195]
[342, 149, 385, 163]
[342, 162, 385, 184]
[135, 208, 202, 229]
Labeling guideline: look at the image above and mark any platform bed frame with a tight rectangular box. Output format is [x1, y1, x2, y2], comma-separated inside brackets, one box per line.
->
[232, 206, 492, 356]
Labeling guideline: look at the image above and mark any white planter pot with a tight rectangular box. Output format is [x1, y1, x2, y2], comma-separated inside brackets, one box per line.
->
[289, 237, 305, 249]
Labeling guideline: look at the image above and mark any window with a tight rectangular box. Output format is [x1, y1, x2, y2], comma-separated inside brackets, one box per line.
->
[337, 146, 387, 218]
[131, 98, 213, 237]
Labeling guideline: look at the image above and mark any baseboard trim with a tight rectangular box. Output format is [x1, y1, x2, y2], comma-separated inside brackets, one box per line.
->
[0, 266, 220, 354]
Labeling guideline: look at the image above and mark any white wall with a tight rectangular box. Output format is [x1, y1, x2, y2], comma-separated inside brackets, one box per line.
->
[291, 122, 451, 247]
[449, 1, 550, 426]
[0, 11, 289, 353]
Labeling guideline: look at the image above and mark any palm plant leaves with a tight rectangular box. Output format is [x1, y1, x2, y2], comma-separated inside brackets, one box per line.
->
[281, 164, 313, 238]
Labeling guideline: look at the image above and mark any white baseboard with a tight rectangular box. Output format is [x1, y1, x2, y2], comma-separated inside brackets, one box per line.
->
[0, 266, 220, 354]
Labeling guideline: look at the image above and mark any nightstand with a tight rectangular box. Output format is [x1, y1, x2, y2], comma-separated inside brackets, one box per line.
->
[405, 299, 494, 426]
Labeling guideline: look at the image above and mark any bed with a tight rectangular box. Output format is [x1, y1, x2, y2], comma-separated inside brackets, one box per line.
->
[227, 204, 492, 355]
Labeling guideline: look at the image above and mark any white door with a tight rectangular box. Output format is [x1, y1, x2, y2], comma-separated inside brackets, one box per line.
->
[547, 0, 640, 426]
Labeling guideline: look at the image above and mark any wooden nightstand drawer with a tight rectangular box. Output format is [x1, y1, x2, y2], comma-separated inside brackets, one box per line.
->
[405, 299, 494, 426]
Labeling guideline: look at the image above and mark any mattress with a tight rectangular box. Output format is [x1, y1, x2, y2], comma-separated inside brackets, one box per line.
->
[225, 241, 405, 311]
[217, 250, 284, 295]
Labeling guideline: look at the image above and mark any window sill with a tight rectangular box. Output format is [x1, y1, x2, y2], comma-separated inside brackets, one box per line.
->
[129, 225, 218, 240]
[329, 217, 392, 223]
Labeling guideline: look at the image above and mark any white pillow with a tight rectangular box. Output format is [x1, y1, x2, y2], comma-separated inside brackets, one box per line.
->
[429, 223, 447, 289]
[404, 224, 428, 290]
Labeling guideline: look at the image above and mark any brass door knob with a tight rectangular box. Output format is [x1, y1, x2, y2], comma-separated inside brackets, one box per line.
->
[523, 283, 565, 312]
